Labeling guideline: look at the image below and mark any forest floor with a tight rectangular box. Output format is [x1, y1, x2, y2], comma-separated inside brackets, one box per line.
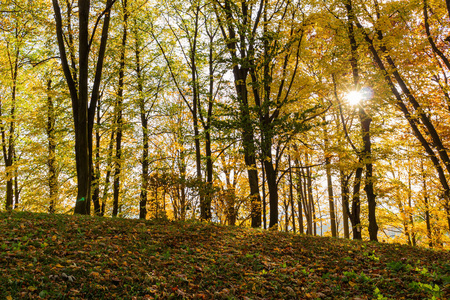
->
[0, 211, 449, 299]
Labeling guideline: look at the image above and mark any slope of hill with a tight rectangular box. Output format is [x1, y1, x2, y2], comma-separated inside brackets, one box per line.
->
[0, 211, 449, 299]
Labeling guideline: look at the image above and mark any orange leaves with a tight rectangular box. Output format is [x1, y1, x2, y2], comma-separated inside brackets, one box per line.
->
[2, 211, 450, 298]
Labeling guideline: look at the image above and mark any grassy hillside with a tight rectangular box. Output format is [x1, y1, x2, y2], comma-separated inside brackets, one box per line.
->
[0, 211, 449, 299]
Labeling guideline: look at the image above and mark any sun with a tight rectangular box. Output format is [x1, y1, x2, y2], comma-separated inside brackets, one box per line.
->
[346, 90, 363, 106]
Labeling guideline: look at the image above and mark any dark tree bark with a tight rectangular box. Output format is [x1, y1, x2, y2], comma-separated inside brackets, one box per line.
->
[298, 160, 312, 235]
[135, 28, 148, 220]
[92, 99, 101, 215]
[0, 33, 19, 210]
[88, 0, 114, 214]
[283, 187, 289, 232]
[295, 159, 304, 234]
[203, 21, 217, 223]
[248, 3, 304, 230]
[214, 0, 262, 228]
[360, 109, 378, 241]
[178, 150, 187, 221]
[261, 159, 267, 229]
[13, 165, 19, 210]
[112, 0, 128, 217]
[323, 122, 337, 237]
[264, 159, 278, 228]
[422, 160, 433, 247]
[1, 82, 15, 211]
[407, 160, 416, 246]
[334, 77, 362, 240]
[350, 0, 450, 232]
[235, 68, 262, 228]
[423, 0, 450, 71]
[46, 79, 58, 214]
[350, 166, 363, 240]
[288, 153, 296, 233]
[52, 0, 115, 214]
[345, 0, 378, 241]
[306, 163, 317, 236]
[101, 130, 115, 216]
[188, 6, 206, 221]
[340, 169, 350, 238]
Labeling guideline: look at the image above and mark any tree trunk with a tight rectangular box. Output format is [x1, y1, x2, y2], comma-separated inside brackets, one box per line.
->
[421, 160, 433, 247]
[52, 0, 114, 214]
[203, 28, 215, 222]
[352, 1, 450, 236]
[446, 0, 450, 19]
[360, 109, 378, 241]
[261, 159, 267, 229]
[215, 0, 261, 228]
[47, 79, 58, 214]
[324, 124, 337, 237]
[295, 159, 304, 234]
[345, 0, 378, 241]
[88, 0, 114, 215]
[306, 162, 315, 235]
[112, 0, 128, 217]
[1, 100, 15, 211]
[73, 0, 92, 215]
[92, 99, 101, 215]
[289, 154, 296, 233]
[234, 66, 260, 228]
[1, 38, 19, 210]
[234, 68, 261, 228]
[101, 130, 115, 216]
[394, 181, 412, 245]
[423, 0, 450, 71]
[136, 34, 148, 220]
[340, 169, 350, 238]
[407, 162, 416, 246]
[192, 56, 204, 221]
[13, 163, 19, 210]
[299, 161, 312, 235]
[265, 159, 278, 229]
[351, 166, 363, 240]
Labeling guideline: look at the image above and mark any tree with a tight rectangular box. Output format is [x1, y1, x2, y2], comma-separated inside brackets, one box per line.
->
[213, 0, 262, 228]
[344, 0, 378, 241]
[348, 0, 450, 232]
[51, 0, 115, 214]
[112, 0, 129, 217]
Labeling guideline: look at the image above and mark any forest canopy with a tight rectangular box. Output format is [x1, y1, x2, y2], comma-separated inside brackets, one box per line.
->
[1, 0, 450, 248]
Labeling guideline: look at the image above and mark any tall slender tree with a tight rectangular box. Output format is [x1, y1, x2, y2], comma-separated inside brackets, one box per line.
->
[52, 0, 116, 214]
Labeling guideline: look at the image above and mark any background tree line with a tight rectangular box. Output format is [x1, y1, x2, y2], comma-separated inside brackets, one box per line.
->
[1, 0, 449, 248]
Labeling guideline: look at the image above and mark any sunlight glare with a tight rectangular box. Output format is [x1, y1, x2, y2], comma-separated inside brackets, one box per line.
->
[346, 91, 363, 106]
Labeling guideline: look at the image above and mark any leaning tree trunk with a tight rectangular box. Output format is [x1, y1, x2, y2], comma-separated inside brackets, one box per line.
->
[352, 0, 450, 233]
